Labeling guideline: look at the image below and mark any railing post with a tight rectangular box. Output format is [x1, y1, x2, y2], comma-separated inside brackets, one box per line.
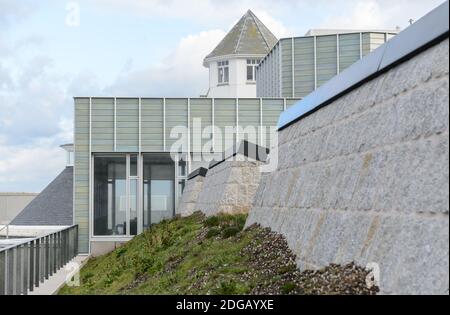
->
[45, 235, 50, 280]
[57, 232, 62, 269]
[52, 234, 56, 274]
[6, 249, 13, 295]
[0, 251, 5, 295]
[29, 240, 35, 292]
[48, 235, 52, 277]
[75, 225, 78, 256]
[39, 237, 44, 284]
[35, 239, 40, 287]
[62, 230, 66, 265]
[14, 247, 20, 295]
[22, 245, 28, 295]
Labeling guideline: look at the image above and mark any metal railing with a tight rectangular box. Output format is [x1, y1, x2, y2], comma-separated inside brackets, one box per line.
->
[0, 223, 10, 239]
[0, 225, 78, 295]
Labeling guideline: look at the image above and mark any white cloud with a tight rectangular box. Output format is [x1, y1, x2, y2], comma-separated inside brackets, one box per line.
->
[87, 0, 445, 36]
[0, 140, 66, 193]
[251, 10, 293, 38]
[0, 0, 444, 193]
[0, 0, 35, 27]
[90, 0, 293, 31]
[105, 29, 226, 96]
[317, 0, 445, 30]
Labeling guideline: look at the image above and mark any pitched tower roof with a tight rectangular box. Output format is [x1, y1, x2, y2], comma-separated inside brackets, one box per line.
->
[204, 10, 278, 63]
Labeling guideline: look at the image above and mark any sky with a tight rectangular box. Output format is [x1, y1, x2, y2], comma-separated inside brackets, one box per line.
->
[0, 0, 445, 192]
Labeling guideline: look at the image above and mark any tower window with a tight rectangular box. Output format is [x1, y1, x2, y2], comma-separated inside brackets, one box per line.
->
[247, 59, 259, 81]
[218, 61, 229, 84]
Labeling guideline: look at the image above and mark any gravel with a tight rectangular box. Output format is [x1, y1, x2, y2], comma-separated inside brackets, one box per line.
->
[241, 224, 379, 295]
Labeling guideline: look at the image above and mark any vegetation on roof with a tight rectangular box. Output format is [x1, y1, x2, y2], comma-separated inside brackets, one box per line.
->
[59, 212, 378, 295]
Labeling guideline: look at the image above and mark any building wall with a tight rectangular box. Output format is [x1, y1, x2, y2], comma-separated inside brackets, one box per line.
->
[207, 58, 260, 98]
[247, 38, 449, 294]
[257, 32, 397, 98]
[0, 193, 37, 225]
[74, 97, 299, 253]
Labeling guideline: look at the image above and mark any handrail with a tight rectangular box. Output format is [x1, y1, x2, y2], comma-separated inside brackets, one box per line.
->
[0, 225, 78, 295]
[0, 225, 73, 252]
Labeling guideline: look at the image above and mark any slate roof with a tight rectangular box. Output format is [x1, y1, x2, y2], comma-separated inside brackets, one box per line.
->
[204, 10, 278, 61]
[11, 167, 73, 226]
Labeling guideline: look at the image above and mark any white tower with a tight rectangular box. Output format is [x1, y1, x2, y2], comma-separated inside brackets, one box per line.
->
[203, 10, 278, 98]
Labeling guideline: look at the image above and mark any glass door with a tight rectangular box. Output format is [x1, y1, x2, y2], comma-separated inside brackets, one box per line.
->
[143, 154, 175, 227]
[93, 154, 140, 237]
[128, 154, 138, 236]
[93, 155, 127, 236]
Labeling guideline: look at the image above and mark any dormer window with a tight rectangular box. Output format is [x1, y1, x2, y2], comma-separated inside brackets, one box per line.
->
[247, 59, 259, 81]
[218, 61, 229, 84]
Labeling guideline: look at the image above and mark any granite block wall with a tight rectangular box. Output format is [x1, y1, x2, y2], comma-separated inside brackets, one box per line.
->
[177, 175, 205, 217]
[246, 38, 449, 294]
[195, 159, 263, 217]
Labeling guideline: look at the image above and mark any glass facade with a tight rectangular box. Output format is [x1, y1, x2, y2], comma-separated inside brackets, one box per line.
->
[75, 97, 296, 253]
[93, 153, 179, 237]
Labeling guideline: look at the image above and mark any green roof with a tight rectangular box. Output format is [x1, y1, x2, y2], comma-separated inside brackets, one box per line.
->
[205, 10, 278, 61]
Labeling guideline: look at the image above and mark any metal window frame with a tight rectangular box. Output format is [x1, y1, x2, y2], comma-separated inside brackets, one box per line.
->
[217, 61, 230, 84]
[163, 98, 166, 152]
[90, 153, 142, 240]
[279, 42, 282, 98]
[114, 97, 117, 152]
[138, 98, 142, 154]
[212, 98, 215, 152]
[291, 37, 295, 98]
[187, 98, 191, 173]
[314, 36, 317, 90]
[359, 32, 363, 59]
[259, 97, 263, 146]
[88, 97, 92, 254]
[235, 98, 239, 143]
[337, 34, 340, 74]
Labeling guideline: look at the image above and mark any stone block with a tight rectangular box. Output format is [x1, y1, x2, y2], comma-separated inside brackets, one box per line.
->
[246, 38, 449, 294]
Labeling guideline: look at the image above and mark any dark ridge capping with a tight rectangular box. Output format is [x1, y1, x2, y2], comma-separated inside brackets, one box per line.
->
[208, 140, 270, 170]
[188, 167, 208, 180]
[278, 1, 449, 131]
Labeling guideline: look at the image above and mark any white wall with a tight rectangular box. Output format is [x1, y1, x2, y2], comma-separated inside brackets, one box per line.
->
[0, 193, 38, 224]
[207, 58, 257, 98]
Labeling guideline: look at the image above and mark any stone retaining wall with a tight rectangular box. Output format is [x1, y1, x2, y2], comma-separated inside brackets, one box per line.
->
[246, 38, 449, 294]
[177, 174, 206, 217]
[195, 159, 263, 217]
